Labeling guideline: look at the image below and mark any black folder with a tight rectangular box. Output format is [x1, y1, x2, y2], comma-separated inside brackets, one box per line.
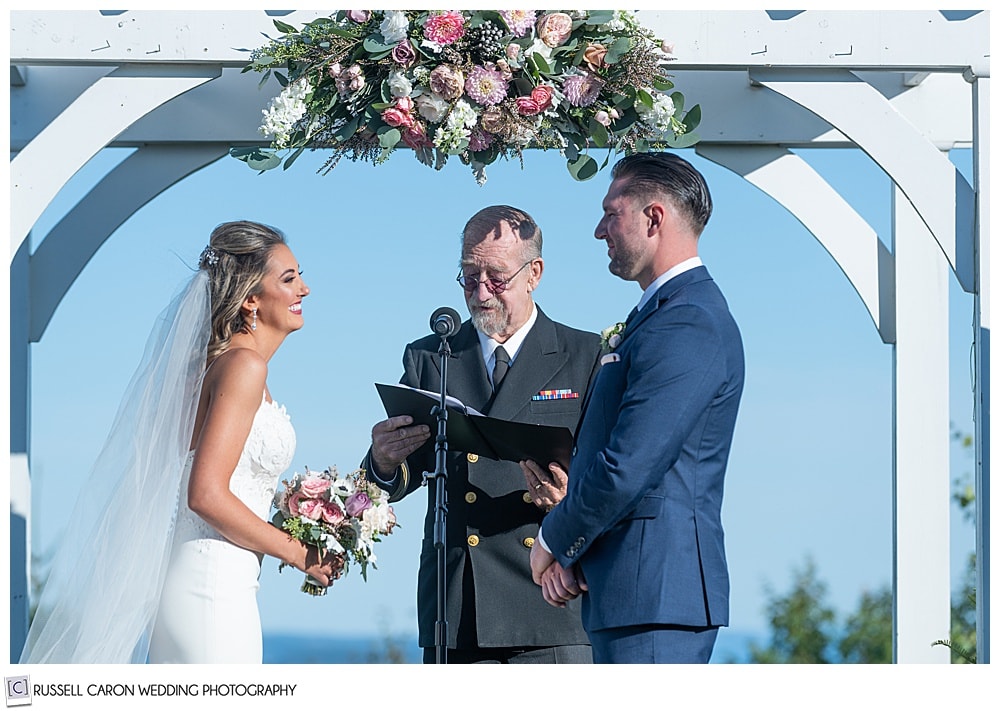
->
[375, 383, 574, 466]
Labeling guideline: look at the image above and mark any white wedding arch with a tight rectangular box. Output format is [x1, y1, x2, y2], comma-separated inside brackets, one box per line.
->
[9, 9, 990, 663]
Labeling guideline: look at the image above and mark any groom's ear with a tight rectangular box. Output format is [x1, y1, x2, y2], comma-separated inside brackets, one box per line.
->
[644, 202, 666, 235]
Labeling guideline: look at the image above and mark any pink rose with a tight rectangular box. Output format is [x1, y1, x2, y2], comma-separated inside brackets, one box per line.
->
[429, 65, 464, 101]
[505, 43, 521, 61]
[515, 96, 542, 116]
[346, 10, 370, 23]
[382, 107, 413, 128]
[530, 85, 554, 111]
[299, 476, 329, 498]
[321, 501, 345, 525]
[391, 39, 417, 67]
[297, 498, 325, 521]
[594, 110, 613, 127]
[536, 12, 573, 48]
[402, 124, 433, 150]
[345, 491, 372, 518]
[395, 96, 414, 113]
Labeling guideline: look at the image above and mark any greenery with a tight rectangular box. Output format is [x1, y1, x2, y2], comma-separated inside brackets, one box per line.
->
[235, 10, 700, 184]
[746, 426, 977, 663]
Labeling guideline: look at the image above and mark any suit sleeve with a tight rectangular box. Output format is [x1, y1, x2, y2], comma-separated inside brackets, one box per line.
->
[544, 303, 730, 565]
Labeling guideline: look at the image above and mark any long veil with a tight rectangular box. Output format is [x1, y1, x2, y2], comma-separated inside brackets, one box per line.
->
[20, 270, 210, 663]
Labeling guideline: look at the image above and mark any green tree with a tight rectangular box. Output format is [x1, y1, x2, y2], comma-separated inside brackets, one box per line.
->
[749, 558, 839, 663]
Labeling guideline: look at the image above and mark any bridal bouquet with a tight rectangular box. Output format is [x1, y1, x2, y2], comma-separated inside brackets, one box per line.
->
[234, 10, 700, 184]
[272, 466, 397, 596]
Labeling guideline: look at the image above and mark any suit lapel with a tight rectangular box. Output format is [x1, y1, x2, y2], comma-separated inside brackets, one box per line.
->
[486, 309, 568, 420]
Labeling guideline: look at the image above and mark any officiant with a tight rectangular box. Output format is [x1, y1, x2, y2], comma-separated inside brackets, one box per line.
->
[362, 205, 601, 664]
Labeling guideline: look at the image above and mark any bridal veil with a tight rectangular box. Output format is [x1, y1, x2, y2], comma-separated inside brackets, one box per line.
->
[20, 270, 210, 663]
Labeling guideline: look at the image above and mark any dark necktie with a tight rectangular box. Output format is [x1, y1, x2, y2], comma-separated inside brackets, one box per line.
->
[492, 346, 510, 393]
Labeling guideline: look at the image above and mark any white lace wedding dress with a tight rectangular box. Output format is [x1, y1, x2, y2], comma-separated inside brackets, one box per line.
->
[148, 395, 295, 663]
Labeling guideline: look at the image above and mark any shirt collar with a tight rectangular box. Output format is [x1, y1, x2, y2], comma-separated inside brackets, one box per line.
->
[635, 257, 703, 313]
[478, 303, 538, 366]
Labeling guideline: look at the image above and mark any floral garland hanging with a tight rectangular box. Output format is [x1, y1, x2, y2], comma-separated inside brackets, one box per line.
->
[232, 10, 701, 184]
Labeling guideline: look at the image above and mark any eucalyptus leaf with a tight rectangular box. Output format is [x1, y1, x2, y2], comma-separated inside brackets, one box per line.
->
[335, 115, 361, 142]
[363, 36, 396, 54]
[253, 55, 277, 67]
[636, 89, 654, 110]
[531, 52, 552, 75]
[605, 37, 632, 64]
[585, 10, 615, 26]
[667, 131, 701, 149]
[283, 146, 307, 170]
[378, 128, 401, 149]
[247, 151, 282, 171]
[589, 118, 610, 148]
[683, 104, 702, 132]
[272, 19, 298, 35]
[567, 154, 599, 181]
[275, 71, 288, 88]
[672, 91, 685, 114]
[653, 77, 674, 92]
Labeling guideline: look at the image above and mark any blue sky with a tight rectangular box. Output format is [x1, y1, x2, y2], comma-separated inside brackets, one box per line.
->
[25, 140, 976, 661]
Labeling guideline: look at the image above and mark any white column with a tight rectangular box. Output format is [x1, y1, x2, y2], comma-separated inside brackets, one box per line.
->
[970, 73, 990, 664]
[892, 186, 951, 663]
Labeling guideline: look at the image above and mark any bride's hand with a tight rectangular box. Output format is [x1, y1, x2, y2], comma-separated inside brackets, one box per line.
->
[300, 546, 341, 587]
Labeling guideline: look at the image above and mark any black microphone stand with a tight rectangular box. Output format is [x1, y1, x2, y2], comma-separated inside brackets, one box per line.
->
[426, 328, 452, 664]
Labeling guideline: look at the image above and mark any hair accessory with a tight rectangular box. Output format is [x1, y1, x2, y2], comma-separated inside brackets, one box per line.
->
[200, 246, 220, 267]
[251, 307, 257, 331]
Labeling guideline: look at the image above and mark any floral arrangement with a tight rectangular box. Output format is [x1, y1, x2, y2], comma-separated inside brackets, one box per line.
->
[600, 321, 626, 351]
[233, 10, 700, 184]
[272, 465, 397, 596]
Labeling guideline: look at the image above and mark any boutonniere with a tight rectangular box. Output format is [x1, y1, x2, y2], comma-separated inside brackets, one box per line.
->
[600, 322, 626, 352]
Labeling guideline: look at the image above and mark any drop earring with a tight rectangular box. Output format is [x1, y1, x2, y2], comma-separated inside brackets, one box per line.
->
[251, 307, 257, 331]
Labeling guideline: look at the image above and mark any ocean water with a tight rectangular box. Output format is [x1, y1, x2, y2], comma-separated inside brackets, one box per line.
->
[262, 628, 761, 664]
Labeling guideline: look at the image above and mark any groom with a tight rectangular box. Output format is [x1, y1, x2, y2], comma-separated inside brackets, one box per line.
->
[523, 153, 745, 663]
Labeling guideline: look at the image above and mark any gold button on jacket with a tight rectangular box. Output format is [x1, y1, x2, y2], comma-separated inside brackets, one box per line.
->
[522, 492, 534, 504]
[467, 453, 479, 463]
[467, 534, 480, 547]
[464, 492, 477, 504]
[522, 537, 535, 548]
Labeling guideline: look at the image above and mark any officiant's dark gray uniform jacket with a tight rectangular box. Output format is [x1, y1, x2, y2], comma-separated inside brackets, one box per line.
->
[366, 307, 600, 656]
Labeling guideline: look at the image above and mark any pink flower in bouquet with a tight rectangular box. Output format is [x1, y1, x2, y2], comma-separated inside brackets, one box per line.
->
[346, 10, 370, 23]
[402, 123, 433, 150]
[583, 43, 609, 71]
[321, 500, 345, 525]
[536, 12, 573, 48]
[563, 74, 604, 108]
[465, 65, 509, 106]
[345, 491, 372, 517]
[392, 40, 417, 67]
[429, 65, 464, 101]
[424, 11, 465, 46]
[516, 85, 554, 115]
[500, 10, 537, 37]
[382, 105, 414, 128]
[505, 43, 521, 62]
[300, 475, 330, 499]
[469, 128, 494, 152]
[296, 497, 326, 521]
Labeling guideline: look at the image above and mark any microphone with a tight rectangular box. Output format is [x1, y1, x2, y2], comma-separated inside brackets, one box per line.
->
[430, 306, 461, 338]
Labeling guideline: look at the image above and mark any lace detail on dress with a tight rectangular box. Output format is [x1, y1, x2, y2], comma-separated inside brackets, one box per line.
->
[172, 397, 296, 545]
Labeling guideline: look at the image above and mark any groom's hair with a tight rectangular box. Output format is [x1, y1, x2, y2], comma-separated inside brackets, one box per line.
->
[611, 153, 713, 237]
[202, 220, 287, 361]
[462, 205, 543, 264]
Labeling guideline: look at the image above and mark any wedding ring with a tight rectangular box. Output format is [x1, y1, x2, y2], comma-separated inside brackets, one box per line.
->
[535, 484, 542, 490]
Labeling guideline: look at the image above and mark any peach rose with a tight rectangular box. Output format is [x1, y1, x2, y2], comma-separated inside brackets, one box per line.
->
[429, 64, 464, 101]
[536, 12, 573, 48]
[583, 43, 608, 71]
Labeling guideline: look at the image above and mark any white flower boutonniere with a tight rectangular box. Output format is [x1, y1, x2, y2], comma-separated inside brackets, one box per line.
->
[600, 322, 626, 352]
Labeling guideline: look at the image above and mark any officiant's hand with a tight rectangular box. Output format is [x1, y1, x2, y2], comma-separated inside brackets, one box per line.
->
[519, 459, 568, 510]
[371, 415, 431, 476]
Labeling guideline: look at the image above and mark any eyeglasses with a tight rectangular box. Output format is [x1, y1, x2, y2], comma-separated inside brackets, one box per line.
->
[456, 261, 532, 294]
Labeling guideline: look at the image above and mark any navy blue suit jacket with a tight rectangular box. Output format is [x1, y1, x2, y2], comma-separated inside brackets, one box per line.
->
[542, 266, 744, 633]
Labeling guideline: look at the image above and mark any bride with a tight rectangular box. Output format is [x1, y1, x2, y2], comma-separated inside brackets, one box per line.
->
[20, 220, 340, 664]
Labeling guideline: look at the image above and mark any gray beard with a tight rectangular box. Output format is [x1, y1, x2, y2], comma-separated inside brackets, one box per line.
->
[469, 298, 509, 337]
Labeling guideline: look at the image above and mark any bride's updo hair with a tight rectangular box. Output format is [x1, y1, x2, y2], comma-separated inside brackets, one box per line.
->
[199, 220, 286, 362]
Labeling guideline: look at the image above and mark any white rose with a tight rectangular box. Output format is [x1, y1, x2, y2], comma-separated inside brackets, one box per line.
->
[387, 71, 412, 98]
[415, 93, 450, 123]
[380, 10, 410, 44]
